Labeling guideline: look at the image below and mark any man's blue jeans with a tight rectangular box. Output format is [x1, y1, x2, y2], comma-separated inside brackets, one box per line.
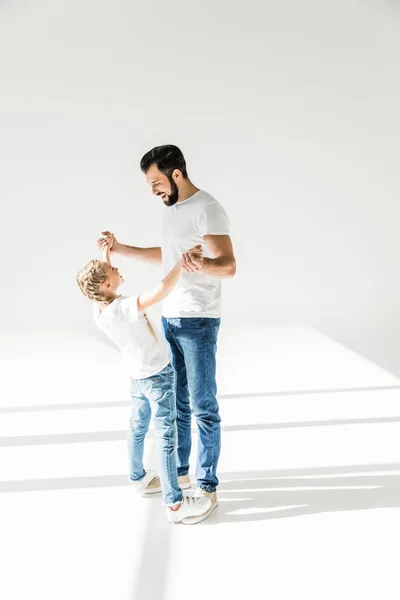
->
[129, 363, 182, 506]
[161, 317, 221, 493]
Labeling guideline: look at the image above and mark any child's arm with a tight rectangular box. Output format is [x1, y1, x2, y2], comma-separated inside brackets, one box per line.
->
[102, 234, 114, 265]
[137, 245, 202, 312]
[137, 262, 182, 312]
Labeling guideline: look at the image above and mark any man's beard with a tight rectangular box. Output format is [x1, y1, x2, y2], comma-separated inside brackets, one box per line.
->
[163, 176, 179, 206]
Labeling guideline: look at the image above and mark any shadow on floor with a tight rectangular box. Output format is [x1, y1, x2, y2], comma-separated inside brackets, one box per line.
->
[2, 463, 400, 528]
[2, 414, 400, 447]
[2, 384, 400, 413]
[204, 462, 400, 525]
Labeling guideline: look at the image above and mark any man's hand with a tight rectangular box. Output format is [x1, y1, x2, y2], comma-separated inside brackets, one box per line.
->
[181, 244, 204, 273]
[104, 232, 114, 249]
[97, 231, 121, 254]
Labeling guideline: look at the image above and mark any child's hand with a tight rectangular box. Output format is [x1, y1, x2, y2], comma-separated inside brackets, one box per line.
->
[97, 231, 119, 253]
[186, 244, 203, 258]
[181, 244, 204, 273]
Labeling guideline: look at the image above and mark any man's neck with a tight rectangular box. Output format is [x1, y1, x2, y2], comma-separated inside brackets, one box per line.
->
[177, 181, 200, 203]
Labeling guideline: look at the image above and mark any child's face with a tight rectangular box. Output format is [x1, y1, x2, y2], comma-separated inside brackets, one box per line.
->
[105, 263, 124, 292]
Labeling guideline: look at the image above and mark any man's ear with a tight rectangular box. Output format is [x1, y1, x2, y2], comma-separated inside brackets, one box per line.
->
[172, 168, 182, 182]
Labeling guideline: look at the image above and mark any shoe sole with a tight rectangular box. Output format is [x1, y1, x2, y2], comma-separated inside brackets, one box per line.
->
[141, 487, 162, 495]
[181, 500, 219, 525]
[142, 481, 192, 496]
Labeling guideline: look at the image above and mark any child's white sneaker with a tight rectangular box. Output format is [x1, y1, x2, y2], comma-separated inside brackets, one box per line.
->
[177, 474, 192, 490]
[130, 470, 158, 495]
[141, 473, 162, 495]
[142, 474, 192, 495]
[166, 494, 212, 524]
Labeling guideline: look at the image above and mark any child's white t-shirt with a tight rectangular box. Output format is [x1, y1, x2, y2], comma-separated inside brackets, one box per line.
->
[161, 190, 230, 318]
[93, 296, 170, 380]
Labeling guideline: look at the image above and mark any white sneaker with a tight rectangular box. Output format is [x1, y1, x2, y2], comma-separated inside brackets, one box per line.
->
[181, 488, 219, 524]
[142, 474, 192, 495]
[178, 474, 192, 490]
[166, 494, 212, 524]
[130, 470, 158, 494]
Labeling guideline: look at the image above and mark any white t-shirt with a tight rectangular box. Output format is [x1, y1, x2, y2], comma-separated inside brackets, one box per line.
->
[93, 296, 170, 380]
[161, 190, 230, 318]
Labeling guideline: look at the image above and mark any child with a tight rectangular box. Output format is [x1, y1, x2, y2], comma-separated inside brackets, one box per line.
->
[76, 234, 211, 524]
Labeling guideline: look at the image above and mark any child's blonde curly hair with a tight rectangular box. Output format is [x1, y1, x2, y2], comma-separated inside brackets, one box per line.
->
[76, 259, 114, 305]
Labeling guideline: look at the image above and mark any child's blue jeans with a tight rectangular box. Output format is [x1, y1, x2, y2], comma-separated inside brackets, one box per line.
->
[129, 363, 182, 506]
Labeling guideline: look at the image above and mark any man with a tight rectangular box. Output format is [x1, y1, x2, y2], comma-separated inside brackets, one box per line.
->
[99, 145, 236, 520]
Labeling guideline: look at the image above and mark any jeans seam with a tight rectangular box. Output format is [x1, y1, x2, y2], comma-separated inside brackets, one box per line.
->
[204, 322, 215, 479]
[129, 378, 151, 481]
[166, 388, 173, 502]
[172, 325, 191, 475]
[153, 380, 180, 505]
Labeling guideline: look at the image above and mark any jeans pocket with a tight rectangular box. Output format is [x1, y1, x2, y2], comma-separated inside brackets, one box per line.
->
[165, 365, 176, 379]
[158, 363, 176, 379]
[148, 366, 176, 402]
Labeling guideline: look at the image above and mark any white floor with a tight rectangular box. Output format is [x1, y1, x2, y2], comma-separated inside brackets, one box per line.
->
[1, 324, 400, 599]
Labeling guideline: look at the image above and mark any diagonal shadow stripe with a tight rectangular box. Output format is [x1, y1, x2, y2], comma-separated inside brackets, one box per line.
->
[1, 384, 400, 414]
[218, 385, 400, 400]
[0, 401, 130, 414]
[223, 416, 400, 432]
[1, 415, 400, 447]
[0, 474, 129, 493]
[2, 463, 400, 495]
[0, 430, 127, 447]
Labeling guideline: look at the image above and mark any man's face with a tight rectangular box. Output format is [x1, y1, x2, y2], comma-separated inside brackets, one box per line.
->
[145, 164, 179, 206]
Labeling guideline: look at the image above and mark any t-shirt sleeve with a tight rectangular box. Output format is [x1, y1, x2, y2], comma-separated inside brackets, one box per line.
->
[118, 296, 141, 323]
[197, 201, 230, 237]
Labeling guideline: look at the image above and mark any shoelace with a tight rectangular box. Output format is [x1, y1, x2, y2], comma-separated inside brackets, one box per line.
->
[183, 495, 201, 506]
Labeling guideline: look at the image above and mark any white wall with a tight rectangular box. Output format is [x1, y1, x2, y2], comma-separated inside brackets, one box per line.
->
[1, 1, 399, 371]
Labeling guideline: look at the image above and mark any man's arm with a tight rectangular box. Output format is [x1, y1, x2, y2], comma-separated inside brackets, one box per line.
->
[181, 235, 236, 278]
[98, 231, 161, 265]
[114, 244, 161, 264]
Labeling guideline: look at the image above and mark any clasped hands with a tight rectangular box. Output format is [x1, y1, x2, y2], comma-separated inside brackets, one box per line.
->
[97, 231, 204, 273]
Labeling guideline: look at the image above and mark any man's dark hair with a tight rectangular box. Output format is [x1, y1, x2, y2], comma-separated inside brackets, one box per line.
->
[140, 145, 188, 179]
